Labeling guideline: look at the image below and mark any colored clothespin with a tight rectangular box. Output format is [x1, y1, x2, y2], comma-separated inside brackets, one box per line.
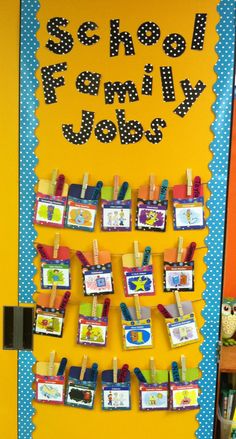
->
[171, 361, 180, 382]
[79, 355, 88, 380]
[81, 173, 89, 199]
[150, 357, 156, 384]
[149, 175, 155, 200]
[48, 350, 56, 376]
[159, 179, 168, 201]
[186, 169, 192, 196]
[91, 363, 98, 382]
[134, 368, 147, 383]
[177, 236, 183, 263]
[134, 294, 142, 320]
[134, 241, 141, 267]
[181, 355, 186, 382]
[93, 239, 99, 265]
[49, 283, 57, 308]
[193, 176, 201, 198]
[157, 304, 173, 319]
[55, 174, 65, 196]
[118, 364, 129, 383]
[117, 181, 128, 201]
[53, 233, 60, 259]
[76, 251, 90, 266]
[185, 242, 196, 262]
[59, 291, 71, 312]
[174, 290, 184, 318]
[57, 357, 67, 376]
[113, 175, 119, 200]
[113, 357, 118, 383]
[91, 181, 103, 200]
[36, 244, 49, 259]
[102, 298, 110, 318]
[120, 303, 132, 321]
[142, 246, 151, 266]
[91, 295, 98, 317]
[48, 169, 58, 196]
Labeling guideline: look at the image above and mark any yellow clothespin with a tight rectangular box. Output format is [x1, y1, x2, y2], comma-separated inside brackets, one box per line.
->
[181, 354, 186, 382]
[49, 283, 57, 308]
[149, 174, 155, 201]
[149, 357, 156, 384]
[134, 294, 141, 320]
[53, 233, 60, 259]
[174, 290, 184, 318]
[48, 169, 58, 196]
[93, 239, 99, 265]
[79, 354, 88, 380]
[91, 295, 98, 317]
[177, 236, 183, 263]
[113, 175, 119, 200]
[48, 350, 56, 376]
[113, 357, 118, 383]
[81, 173, 89, 199]
[134, 241, 141, 267]
[186, 169, 192, 196]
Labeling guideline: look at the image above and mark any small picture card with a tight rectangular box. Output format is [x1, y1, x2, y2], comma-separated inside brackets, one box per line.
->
[163, 247, 194, 292]
[164, 262, 194, 292]
[65, 366, 97, 409]
[41, 259, 70, 290]
[81, 250, 114, 296]
[102, 370, 131, 410]
[166, 313, 199, 348]
[66, 198, 98, 231]
[122, 252, 155, 297]
[34, 178, 69, 228]
[121, 307, 153, 350]
[137, 370, 169, 411]
[35, 361, 65, 404]
[135, 185, 168, 231]
[173, 184, 205, 230]
[33, 293, 67, 338]
[77, 303, 108, 347]
[170, 382, 199, 410]
[101, 186, 132, 231]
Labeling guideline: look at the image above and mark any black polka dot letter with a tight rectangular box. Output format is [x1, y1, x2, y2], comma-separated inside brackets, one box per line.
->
[163, 33, 186, 57]
[191, 14, 207, 50]
[46, 17, 74, 55]
[77, 21, 100, 46]
[95, 120, 117, 143]
[116, 109, 143, 144]
[62, 110, 95, 144]
[137, 22, 160, 46]
[76, 71, 101, 96]
[110, 19, 135, 57]
[41, 62, 67, 104]
[142, 64, 154, 95]
[144, 118, 167, 143]
[160, 66, 176, 102]
[174, 79, 206, 117]
[104, 81, 139, 104]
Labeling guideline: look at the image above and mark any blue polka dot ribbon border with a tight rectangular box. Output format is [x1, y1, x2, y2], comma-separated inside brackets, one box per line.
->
[18, 0, 235, 438]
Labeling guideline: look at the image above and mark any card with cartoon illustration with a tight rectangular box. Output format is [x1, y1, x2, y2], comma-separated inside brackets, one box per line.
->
[122, 251, 155, 297]
[34, 176, 68, 228]
[33, 292, 69, 338]
[163, 247, 194, 292]
[121, 306, 153, 350]
[135, 184, 168, 231]
[38, 245, 71, 290]
[136, 370, 169, 411]
[35, 361, 66, 405]
[173, 183, 205, 230]
[80, 250, 114, 296]
[65, 183, 100, 231]
[101, 186, 132, 231]
[102, 369, 131, 410]
[169, 367, 200, 411]
[65, 366, 98, 409]
[77, 303, 108, 347]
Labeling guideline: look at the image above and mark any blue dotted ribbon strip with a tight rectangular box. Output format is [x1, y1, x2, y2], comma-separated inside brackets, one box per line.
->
[18, 352, 35, 439]
[197, 1, 235, 438]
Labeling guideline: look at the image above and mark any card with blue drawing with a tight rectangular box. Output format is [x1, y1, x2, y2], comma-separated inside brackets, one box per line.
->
[135, 176, 168, 231]
[101, 176, 131, 231]
[35, 353, 66, 405]
[34, 170, 68, 228]
[122, 243, 155, 297]
[65, 174, 102, 231]
[120, 298, 153, 350]
[173, 171, 205, 230]
[65, 356, 98, 409]
[163, 241, 195, 292]
[102, 359, 131, 410]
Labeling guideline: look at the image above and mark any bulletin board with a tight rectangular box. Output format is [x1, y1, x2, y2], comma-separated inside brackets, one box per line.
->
[2, 0, 235, 438]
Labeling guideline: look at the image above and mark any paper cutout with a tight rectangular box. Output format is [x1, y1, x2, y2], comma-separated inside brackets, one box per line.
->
[121, 306, 153, 350]
[163, 247, 194, 292]
[102, 369, 131, 410]
[46, 17, 74, 55]
[166, 313, 199, 348]
[76, 71, 101, 95]
[81, 250, 114, 295]
[41, 62, 67, 104]
[62, 110, 95, 144]
[160, 66, 176, 102]
[137, 22, 160, 46]
[77, 21, 100, 46]
[110, 19, 135, 57]
[65, 366, 97, 409]
[162, 33, 186, 57]
[136, 184, 168, 231]
[174, 80, 206, 118]
[122, 252, 155, 296]
[169, 367, 200, 411]
[191, 14, 207, 50]
[173, 183, 205, 229]
[35, 361, 65, 404]
[77, 303, 108, 347]
[142, 64, 153, 95]
[65, 183, 99, 231]
[38, 245, 71, 289]
[137, 370, 169, 411]
[104, 80, 139, 104]
[116, 109, 143, 144]
[94, 120, 117, 142]
[101, 185, 132, 231]
[33, 293, 67, 338]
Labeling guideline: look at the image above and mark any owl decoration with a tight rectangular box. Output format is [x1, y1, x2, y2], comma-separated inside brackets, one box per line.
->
[222, 299, 236, 345]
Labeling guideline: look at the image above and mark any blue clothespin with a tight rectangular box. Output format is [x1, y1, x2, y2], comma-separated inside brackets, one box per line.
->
[159, 179, 168, 201]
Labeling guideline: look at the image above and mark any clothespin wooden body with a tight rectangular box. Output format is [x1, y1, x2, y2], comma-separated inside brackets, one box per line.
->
[181, 355, 186, 382]
[113, 175, 119, 200]
[186, 169, 192, 196]
[93, 239, 99, 265]
[48, 169, 58, 196]
[91, 296, 98, 317]
[177, 237, 184, 263]
[149, 175, 155, 201]
[81, 173, 89, 199]
[49, 283, 57, 308]
[48, 350, 56, 376]
[53, 233, 60, 259]
[134, 294, 141, 320]
[174, 290, 184, 318]
[79, 355, 88, 380]
[133, 241, 141, 267]
[113, 357, 118, 383]
[149, 357, 156, 384]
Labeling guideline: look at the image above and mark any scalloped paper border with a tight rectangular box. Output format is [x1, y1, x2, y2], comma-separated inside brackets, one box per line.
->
[18, 0, 235, 438]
